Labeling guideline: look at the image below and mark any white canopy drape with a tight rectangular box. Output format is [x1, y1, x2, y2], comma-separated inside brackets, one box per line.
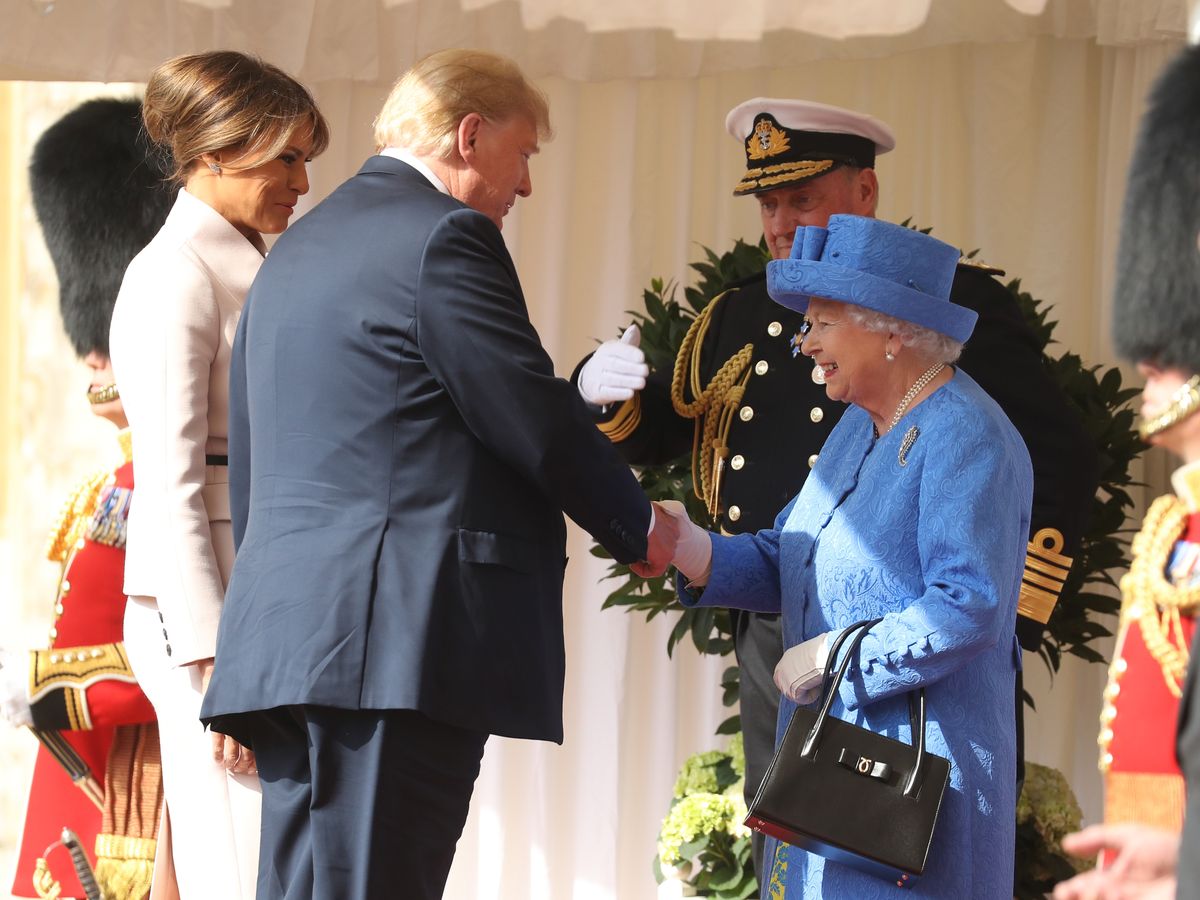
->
[0, 0, 1189, 81]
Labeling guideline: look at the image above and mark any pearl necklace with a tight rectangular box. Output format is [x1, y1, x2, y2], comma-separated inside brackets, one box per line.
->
[884, 362, 945, 435]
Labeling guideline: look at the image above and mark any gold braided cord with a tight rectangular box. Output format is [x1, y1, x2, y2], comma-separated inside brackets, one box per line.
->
[44, 432, 131, 564]
[670, 292, 753, 514]
[31, 858, 62, 899]
[45, 469, 111, 564]
[1119, 494, 1200, 697]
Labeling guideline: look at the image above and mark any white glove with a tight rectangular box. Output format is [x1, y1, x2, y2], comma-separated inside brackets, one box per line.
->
[657, 500, 713, 585]
[577, 325, 649, 406]
[0, 649, 32, 728]
[774, 632, 831, 705]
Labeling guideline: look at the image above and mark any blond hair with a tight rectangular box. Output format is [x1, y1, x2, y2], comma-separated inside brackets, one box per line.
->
[142, 50, 330, 182]
[374, 49, 551, 157]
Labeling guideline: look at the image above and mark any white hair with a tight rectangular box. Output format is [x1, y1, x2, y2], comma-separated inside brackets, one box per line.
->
[844, 305, 963, 364]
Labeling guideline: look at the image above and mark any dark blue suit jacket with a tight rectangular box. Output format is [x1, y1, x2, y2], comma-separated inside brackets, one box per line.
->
[200, 157, 650, 744]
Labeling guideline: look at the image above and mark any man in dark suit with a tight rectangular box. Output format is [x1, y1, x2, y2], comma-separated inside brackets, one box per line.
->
[576, 98, 1098, 888]
[199, 49, 676, 900]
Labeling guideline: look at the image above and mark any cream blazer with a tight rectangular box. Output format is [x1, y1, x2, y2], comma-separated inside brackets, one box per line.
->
[110, 189, 265, 666]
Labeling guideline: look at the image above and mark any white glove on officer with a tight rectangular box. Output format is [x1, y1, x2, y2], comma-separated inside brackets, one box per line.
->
[774, 632, 832, 705]
[577, 324, 649, 406]
[656, 500, 713, 586]
[0, 649, 33, 728]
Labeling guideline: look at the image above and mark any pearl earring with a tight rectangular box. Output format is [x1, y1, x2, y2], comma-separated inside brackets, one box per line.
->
[885, 349, 895, 361]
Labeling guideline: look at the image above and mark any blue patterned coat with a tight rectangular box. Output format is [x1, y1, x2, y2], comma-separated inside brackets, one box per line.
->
[679, 370, 1032, 898]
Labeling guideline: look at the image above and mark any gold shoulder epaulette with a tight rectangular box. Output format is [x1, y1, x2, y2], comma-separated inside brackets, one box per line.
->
[46, 467, 113, 563]
[957, 256, 1006, 277]
[1019, 528, 1073, 625]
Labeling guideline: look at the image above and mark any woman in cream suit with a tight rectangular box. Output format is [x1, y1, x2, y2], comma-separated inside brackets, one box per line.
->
[108, 51, 328, 899]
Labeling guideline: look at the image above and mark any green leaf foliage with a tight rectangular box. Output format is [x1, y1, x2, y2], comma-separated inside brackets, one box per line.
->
[1006, 279, 1140, 673]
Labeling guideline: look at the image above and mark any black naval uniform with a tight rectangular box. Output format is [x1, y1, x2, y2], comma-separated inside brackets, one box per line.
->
[576, 263, 1098, 887]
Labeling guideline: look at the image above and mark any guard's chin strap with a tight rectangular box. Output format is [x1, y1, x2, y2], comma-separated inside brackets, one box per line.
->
[1139, 375, 1200, 440]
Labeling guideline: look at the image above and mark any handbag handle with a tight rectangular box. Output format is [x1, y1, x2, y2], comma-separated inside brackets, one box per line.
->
[799, 617, 929, 799]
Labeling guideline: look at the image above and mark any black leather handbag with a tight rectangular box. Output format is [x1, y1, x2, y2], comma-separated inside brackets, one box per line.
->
[745, 618, 950, 890]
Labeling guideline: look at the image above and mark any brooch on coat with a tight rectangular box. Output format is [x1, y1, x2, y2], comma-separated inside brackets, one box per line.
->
[897, 425, 920, 467]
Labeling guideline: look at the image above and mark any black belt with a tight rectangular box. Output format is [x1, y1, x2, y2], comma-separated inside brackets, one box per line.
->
[205, 454, 229, 466]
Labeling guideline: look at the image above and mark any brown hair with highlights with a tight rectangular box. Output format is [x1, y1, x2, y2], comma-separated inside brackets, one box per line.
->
[142, 50, 330, 182]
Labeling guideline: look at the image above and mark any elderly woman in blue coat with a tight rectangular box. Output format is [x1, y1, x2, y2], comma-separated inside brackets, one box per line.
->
[664, 215, 1033, 898]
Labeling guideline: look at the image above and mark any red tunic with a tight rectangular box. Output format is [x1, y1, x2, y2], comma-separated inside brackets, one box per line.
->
[12, 455, 157, 899]
[1101, 506, 1200, 833]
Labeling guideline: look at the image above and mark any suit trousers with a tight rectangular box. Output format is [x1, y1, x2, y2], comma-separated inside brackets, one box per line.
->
[250, 705, 488, 900]
[124, 595, 262, 899]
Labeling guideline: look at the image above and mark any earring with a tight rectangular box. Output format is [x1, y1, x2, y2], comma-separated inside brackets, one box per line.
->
[207, 162, 221, 174]
[885, 349, 895, 361]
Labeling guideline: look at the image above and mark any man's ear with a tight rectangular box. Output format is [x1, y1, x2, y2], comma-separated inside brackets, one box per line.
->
[457, 113, 484, 165]
[856, 167, 880, 216]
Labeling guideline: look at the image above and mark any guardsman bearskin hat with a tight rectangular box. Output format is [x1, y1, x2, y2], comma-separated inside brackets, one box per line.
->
[29, 97, 174, 358]
[1113, 46, 1200, 372]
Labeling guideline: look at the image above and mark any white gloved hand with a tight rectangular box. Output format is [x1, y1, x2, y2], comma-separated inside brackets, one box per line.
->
[0, 649, 32, 728]
[577, 325, 649, 406]
[774, 632, 832, 705]
[656, 500, 713, 586]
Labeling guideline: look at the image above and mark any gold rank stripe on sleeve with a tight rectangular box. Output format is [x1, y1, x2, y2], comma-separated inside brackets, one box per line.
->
[1018, 528, 1073, 625]
[596, 394, 642, 443]
[29, 642, 138, 707]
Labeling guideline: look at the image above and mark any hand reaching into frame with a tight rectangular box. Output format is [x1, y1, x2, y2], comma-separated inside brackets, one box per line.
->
[1052, 823, 1179, 900]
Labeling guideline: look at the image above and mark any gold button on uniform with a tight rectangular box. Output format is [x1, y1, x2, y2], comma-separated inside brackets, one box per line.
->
[767, 321, 782, 337]
[808, 454, 819, 468]
[731, 455, 745, 471]
[727, 506, 742, 522]
[739, 407, 754, 422]
[754, 360, 769, 376]
[48, 627, 58, 641]
[54, 603, 64, 616]
[810, 407, 824, 423]
[61, 580, 71, 594]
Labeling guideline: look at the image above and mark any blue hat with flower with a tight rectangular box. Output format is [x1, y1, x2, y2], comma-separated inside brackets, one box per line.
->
[766, 215, 978, 343]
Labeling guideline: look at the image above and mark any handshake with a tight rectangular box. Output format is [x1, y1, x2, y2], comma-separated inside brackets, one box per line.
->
[630, 504, 833, 709]
[630, 500, 713, 584]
